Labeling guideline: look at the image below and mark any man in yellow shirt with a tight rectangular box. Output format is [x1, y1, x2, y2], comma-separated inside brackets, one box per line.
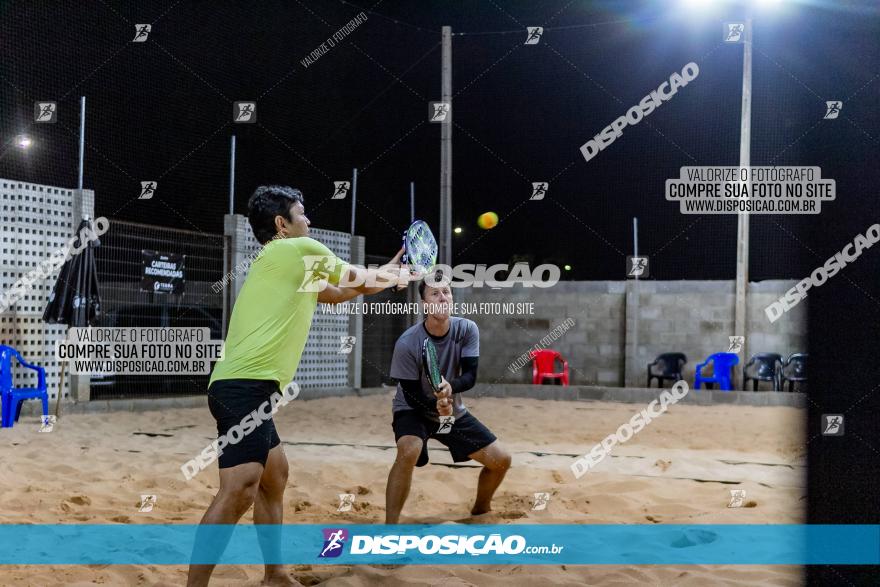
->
[188, 185, 408, 587]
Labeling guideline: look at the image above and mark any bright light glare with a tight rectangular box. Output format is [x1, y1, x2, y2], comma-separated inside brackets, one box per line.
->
[678, 0, 720, 10]
[564, 264, 572, 271]
[453, 227, 462, 234]
[15, 134, 32, 149]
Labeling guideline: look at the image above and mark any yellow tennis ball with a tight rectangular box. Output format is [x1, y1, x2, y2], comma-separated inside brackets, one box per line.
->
[477, 211, 499, 230]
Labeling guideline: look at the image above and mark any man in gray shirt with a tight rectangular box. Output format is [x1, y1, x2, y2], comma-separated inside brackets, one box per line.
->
[385, 277, 511, 523]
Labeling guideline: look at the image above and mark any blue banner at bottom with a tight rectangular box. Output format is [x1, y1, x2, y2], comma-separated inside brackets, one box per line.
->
[1, 525, 877, 565]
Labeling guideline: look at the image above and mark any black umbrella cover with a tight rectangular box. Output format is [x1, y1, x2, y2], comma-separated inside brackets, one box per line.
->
[43, 218, 103, 328]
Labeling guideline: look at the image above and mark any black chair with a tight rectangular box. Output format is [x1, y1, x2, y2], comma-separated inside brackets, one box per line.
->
[743, 353, 783, 391]
[780, 353, 808, 392]
[647, 353, 687, 388]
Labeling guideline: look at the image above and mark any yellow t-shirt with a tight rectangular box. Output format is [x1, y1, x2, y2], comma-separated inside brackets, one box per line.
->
[209, 237, 347, 387]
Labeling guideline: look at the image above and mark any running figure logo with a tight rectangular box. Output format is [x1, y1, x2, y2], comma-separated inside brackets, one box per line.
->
[338, 336, 356, 354]
[626, 256, 649, 278]
[298, 255, 336, 292]
[234, 102, 257, 123]
[138, 494, 157, 512]
[318, 528, 348, 558]
[34, 102, 57, 123]
[824, 101, 842, 119]
[724, 23, 745, 42]
[524, 27, 543, 45]
[727, 336, 745, 354]
[429, 102, 450, 123]
[727, 489, 746, 508]
[132, 24, 151, 42]
[332, 181, 350, 200]
[139, 181, 156, 200]
[337, 493, 355, 512]
[39, 415, 56, 433]
[532, 492, 550, 511]
[436, 415, 454, 435]
[530, 182, 548, 200]
[821, 414, 844, 436]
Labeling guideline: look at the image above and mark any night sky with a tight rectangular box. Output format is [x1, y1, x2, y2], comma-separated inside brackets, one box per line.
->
[3, 0, 877, 280]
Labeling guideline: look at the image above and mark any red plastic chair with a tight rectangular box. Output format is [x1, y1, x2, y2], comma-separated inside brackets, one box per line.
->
[530, 349, 570, 386]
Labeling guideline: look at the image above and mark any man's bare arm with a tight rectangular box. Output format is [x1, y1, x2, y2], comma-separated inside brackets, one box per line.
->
[317, 284, 365, 304]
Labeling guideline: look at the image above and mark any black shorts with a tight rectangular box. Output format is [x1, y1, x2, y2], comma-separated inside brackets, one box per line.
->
[392, 410, 497, 467]
[208, 379, 282, 469]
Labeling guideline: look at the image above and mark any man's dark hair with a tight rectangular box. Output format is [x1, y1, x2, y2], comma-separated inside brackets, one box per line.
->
[247, 185, 304, 244]
[419, 269, 450, 299]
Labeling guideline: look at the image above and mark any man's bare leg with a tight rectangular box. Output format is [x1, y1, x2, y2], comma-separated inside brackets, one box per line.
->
[253, 445, 299, 586]
[384, 436, 423, 524]
[468, 441, 512, 515]
[187, 462, 263, 587]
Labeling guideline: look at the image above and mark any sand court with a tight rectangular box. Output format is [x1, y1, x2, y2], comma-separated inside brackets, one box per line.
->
[0, 392, 805, 585]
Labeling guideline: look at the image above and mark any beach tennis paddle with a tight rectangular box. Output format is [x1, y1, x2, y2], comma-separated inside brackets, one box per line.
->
[422, 338, 454, 433]
[396, 220, 438, 292]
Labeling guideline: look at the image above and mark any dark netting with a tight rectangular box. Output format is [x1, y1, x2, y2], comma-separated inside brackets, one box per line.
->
[6, 0, 868, 282]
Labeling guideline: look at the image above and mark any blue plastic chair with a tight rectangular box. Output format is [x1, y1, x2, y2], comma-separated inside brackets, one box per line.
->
[694, 352, 740, 391]
[0, 345, 48, 428]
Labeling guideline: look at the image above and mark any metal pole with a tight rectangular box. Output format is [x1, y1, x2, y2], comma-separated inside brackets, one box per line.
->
[77, 97, 85, 191]
[633, 217, 639, 281]
[410, 181, 415, 222]
[734, 16, 753, 386]
[228, 135, 236, 215]
[351, 167, 358, 235]
[439, 26, 453, 264]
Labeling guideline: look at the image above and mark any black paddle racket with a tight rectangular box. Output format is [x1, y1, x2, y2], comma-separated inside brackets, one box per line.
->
[421, 338, 443, 392]
[422, 338, 454, 434]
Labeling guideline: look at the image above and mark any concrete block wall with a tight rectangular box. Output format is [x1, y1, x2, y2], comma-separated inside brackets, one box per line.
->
[457, 279, 807, 388]
[457, 282, 626, 386]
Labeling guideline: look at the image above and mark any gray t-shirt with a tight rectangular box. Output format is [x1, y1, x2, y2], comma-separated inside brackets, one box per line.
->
[390, 317, 479, 420]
